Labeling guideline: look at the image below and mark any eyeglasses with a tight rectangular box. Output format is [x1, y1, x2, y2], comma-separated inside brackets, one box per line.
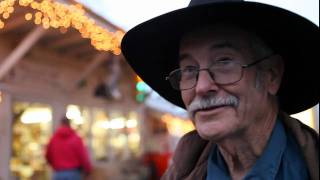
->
[166, 54, 273, 91]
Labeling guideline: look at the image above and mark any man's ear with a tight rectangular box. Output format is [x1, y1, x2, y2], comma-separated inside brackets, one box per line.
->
[267, 55, 284, 95]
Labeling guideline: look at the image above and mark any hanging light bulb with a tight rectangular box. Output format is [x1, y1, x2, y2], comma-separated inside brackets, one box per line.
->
[0, 0, 124, 54]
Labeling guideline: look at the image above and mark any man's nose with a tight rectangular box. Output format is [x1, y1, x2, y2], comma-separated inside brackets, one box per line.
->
[195, 70, 219, 94]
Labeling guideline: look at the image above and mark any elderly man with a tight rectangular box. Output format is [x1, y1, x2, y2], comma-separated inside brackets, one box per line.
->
[121, 0, 319, 179]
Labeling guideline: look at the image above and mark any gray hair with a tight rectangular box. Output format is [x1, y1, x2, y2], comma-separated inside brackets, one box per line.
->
[247, 33, 275, 89]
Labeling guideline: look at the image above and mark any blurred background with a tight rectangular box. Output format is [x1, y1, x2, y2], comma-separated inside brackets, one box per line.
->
[0, 0, 318, 179]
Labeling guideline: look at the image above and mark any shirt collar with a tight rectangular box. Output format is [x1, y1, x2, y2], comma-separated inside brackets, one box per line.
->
[207, 119, 287, 180]
[245, 119, 287, 179]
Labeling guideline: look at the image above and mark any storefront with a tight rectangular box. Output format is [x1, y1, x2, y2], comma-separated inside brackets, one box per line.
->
[3, 98, 142, 180]
[0, 0, 140, 178]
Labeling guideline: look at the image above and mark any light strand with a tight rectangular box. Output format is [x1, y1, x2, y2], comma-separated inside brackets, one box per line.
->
[0, 0, 124, 55]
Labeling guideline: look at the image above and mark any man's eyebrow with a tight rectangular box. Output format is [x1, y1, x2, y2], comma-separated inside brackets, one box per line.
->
[209, 42, 239, 51]
[178, 42, 239, 62]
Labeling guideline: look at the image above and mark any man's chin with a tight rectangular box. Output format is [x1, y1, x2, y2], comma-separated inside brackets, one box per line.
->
[197, 131, 224, 141]
[196, 126, 226, 141]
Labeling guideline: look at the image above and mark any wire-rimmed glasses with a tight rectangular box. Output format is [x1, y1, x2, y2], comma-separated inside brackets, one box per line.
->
[165, 54, 273, 91]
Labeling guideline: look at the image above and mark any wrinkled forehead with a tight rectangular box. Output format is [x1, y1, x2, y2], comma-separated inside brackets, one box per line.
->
[179, 23, 257, 52]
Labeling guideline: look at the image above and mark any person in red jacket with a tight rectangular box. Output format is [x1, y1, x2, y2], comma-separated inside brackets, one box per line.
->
[46, 117, 92, 180]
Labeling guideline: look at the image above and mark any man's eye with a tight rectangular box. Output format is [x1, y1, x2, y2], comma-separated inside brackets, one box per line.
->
[216, 57, 234, 63]
[181, 66, 197, 80]
[182, 66, 197, 72]
[214, 57, 236, 66]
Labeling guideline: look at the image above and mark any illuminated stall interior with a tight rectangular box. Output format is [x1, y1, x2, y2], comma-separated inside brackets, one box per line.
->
[11, 102, 53, 180]
[10, 102, 142, 179]
[0, 0, 142, 178]
[91, 109, 141, 161]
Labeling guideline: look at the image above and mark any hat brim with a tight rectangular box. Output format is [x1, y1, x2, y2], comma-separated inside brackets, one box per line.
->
[121, 1, 319, 114]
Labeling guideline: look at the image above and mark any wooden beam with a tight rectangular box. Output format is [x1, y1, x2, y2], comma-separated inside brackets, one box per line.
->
[105, 55, 122, 99]
[62, 42, 94, 57]
[0, 26, 46, 80]
[50, 32, 83, 48]
[0, 15, 28, 33]
[30, 46, 82, 64]
[73, 52, 112, 88]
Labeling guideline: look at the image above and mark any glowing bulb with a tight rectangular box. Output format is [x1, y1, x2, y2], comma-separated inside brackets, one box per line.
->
[113, 48, 121, 55]
[20, 108, 52, 124]
[25, 13, 32, 20]
[66, 105, 84, 125]
[7, 6, 14, 13]
[31, 2, 39, 9]
[109, 117, 126, 129]
[0, 21, 4, 29]
[34, 18, 41, 25]
[42, 22, 50, 29]
[59, 27, 67, 33]
[35, 11, 42, 18]
[126, 119, 138, 128]
[3, 12, 10, 19]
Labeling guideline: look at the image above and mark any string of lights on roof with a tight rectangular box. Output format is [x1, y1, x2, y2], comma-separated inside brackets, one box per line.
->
[0, 0, 124, 55]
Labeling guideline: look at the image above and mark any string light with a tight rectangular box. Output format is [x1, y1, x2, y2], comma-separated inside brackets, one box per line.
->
[25, 13, 32, 20]
[0, 0, 16, 28]
[0, 0, 124, 55]
[0, 21, 4, 29]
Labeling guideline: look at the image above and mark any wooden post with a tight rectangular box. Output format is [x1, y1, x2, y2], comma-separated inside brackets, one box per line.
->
[0, 91, 12, 180]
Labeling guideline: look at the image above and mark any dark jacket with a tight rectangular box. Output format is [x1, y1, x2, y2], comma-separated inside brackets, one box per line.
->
[162, 112, 319, 180]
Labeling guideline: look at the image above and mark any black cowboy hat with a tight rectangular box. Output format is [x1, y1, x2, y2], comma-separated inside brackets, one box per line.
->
[121, 0, 319, 114]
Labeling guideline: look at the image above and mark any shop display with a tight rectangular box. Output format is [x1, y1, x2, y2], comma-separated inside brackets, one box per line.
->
[10, 102, 52, 180]
[91, 109, 141, 161]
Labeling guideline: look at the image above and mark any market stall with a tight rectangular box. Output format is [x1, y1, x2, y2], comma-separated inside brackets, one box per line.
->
[0, 0, 140, 179]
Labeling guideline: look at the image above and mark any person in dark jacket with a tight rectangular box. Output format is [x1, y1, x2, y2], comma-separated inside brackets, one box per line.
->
[46, 117, 92, 180]
[120, 0, 319, 179]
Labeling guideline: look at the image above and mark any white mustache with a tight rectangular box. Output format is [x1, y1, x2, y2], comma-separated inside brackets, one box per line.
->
[187, 95, 239, 115]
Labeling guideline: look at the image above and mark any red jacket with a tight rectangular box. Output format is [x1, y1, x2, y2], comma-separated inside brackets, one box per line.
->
[45, 125, 92, 174]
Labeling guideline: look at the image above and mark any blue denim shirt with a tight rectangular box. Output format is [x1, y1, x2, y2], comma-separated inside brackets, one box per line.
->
[206, 119, 310, 180]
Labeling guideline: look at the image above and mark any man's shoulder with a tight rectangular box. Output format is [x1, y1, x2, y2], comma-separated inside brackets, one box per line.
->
[179, 130, 205, 143]
[175, 130, 209, 152]
[163, 130, 211, 179]
[174, 131, 210, 169]
[279, 111, 319, 180]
